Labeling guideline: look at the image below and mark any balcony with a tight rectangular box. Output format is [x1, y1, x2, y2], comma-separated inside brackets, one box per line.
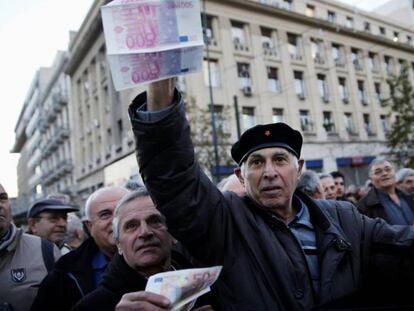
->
[335, 58, 346, 68]
[263, 46, 278, 58]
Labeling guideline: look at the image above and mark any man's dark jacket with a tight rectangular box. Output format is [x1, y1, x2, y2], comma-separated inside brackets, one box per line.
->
[357, 186, 414, 223]
[129, 90, 414, 310]
[31, 238, 104, 311]
[73, 249, 213, 310]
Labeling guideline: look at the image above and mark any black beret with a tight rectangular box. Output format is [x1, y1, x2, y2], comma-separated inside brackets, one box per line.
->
[27, 199, 78, 218]
[231, 122, 303, 165]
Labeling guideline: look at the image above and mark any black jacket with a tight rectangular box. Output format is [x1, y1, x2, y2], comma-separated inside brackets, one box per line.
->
[129, 90, 414, 310]
[357, 186, 414, 224]
[73, 249, 213, 310]
[31, 238, 105, 311]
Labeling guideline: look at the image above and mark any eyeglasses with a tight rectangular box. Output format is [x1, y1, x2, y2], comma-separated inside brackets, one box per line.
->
[372, 166, 393, 176]
[0, 192, 8, 202]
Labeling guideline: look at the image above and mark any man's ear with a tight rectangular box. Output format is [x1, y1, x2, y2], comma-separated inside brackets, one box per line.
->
[27, 218, 37, 233]
[85, 220, 92, 232]
[117, 243, 123, 255]
[234, 167, 245, 186]
[297, 159, 305, 177]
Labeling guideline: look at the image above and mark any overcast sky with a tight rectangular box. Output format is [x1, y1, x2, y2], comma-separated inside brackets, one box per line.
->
[0, 0, 395, 197]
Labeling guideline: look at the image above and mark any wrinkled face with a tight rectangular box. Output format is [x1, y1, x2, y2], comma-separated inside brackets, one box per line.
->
[30, 211, 68, 243]
[334, 177, 345, 197]
[235, 147, 304, 211]
[321, 176, 337, 200]
[117, 196, 172, 275]
[399, 176, 414, 196]
[87, 189, 127, 256]
[370, 161, 396, 190]
[0, 184, 12, 238]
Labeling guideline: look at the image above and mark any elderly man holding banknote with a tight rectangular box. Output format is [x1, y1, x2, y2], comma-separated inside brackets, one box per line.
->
[73, 188, 215, 311]
[126, 78, 414, 310]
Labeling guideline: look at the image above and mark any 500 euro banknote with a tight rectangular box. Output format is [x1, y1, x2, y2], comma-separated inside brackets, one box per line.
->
[101, 0, 203, 54]
[107, 45, 203, 90]
[145, 266, 222, 311]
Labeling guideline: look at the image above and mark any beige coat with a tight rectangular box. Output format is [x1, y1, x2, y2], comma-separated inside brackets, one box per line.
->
[0, 226, 61, 311]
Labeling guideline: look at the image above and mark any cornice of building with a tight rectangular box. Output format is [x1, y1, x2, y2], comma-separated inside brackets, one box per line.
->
[65, 0, 110, 76]
[213, 0, 414, 53]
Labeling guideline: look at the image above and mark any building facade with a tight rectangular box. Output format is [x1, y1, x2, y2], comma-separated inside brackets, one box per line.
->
[15, 0, 414, 208]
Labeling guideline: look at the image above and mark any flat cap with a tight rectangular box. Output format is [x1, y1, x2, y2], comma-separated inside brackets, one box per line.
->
[231, 122, 303, 165]
[27, 199, 78, 218]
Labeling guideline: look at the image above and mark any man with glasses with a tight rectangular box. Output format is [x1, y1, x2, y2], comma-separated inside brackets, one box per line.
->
[358, 158, 414, 225]
[27, 199, 78, 247]
[0, 184, 61, 311]
[31, 187, 128, 311]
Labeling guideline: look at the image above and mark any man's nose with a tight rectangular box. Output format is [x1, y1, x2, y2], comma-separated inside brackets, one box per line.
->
[263, 161, 277, 177]
[138, 221, 153, 238]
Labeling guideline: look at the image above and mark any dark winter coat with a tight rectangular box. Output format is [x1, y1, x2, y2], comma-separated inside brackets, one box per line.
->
[30, 238, 106, 311]
[357, 186, 414, 223]
[128, 90, 414, 310]
[73, 250, 213, 310]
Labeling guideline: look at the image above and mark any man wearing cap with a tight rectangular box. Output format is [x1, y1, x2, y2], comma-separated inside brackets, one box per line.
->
[128, 78, 414, 310]
[31, 186, 128, 311]
[0, 183, 61, 311]
[27, 198, 78, 247]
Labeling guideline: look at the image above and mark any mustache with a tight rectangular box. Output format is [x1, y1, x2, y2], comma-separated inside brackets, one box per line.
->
[136, 239, 161, 251]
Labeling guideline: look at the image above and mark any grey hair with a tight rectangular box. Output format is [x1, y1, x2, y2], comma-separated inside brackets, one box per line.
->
[318, 173, 333, 180]
[84, 186, 128, 220]
[112, 187, 150, 242]
[368, 158, 391, 176]
[64, 213, 83, 243]
[297, 171, 321, 197]
[396, 168, 414, 183]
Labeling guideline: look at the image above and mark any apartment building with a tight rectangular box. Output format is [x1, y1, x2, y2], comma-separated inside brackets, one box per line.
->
[12, 68, 52, 210]
[43, 0, 414, 203]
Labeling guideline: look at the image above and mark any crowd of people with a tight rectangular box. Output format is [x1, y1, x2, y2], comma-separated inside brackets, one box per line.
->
[1, 78, 414, 310]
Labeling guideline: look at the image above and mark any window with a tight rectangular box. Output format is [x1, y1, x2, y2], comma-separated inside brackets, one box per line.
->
[363, 114, 373, 134]
[363, 21, 371, 32]
[407, 35, 412, 45]
[294, 71, 305, 99]
[237, 63, 252, 89]
[261, 27, 277, 56]
[311, 38, 323, 62]
[202, 14, 216, 45]
[379, 26, 386, 36]
[282, 0, 292, 10]
[323, 111, 335, 133]
[267, 67, 281, 93]
[357, 80, 367, 105]
[272, 109, 284, 123]
[393, 31, 399, 42]
[287, 33, 301, 59]
[317, 74, 329, 102]
[327, 11, 336, 23]
[399, 59, 407, 73]
[380, 115, 389, 133]
[346, 16, 354, 28]
[231, 21, 247, 46]
[332, 43, 344, 66]
[344, 113, 355, 134]
[374, 82, 382, 105]
[203, 59, 220, 87]
[384, 55, 393, 75]
[351, 48, 362, 70]
[338, 77, 349, 103]
[306, 4, 315, 17]
[242, 107, 256, 129]
[299, 110, 313, 132]
[368, 52, 378, 71]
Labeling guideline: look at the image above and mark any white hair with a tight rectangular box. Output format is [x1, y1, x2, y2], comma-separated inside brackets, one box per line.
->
[84, 186, 128, 220]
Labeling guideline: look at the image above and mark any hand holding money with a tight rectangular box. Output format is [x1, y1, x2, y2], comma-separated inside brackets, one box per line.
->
[101, 0, 204, 90]
[145, 266, 222, 311]
[115, 291, 171, 311]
